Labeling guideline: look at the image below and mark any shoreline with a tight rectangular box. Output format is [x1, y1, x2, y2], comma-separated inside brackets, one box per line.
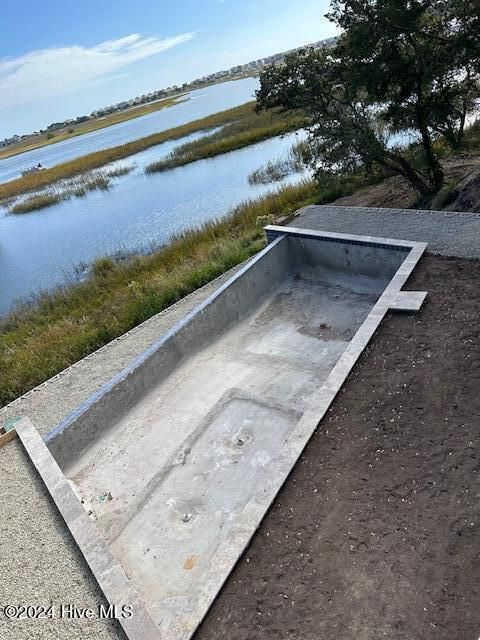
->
[0, 95, 187, 161]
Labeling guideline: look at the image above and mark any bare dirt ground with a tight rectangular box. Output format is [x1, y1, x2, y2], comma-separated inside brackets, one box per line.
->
[195, 253, 480, 640]
[334, 156, 480, 209]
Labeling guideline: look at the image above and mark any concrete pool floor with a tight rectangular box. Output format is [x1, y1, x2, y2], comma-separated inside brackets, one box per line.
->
[65, 276, 378, 634]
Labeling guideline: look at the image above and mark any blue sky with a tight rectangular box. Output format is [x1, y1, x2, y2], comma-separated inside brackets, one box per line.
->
[0, 0, 336, 138]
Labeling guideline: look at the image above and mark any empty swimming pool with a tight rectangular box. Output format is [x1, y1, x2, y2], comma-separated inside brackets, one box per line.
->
[17, 226, 427, 640]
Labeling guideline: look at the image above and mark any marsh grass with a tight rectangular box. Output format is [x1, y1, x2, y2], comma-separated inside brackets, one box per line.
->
[7, 165, 133, 213]
[0, 179, 319, 406]
[70, 173, 110, 198]
[106, 165, 134, 178]
[10, 192, 64, 214]
[248, 140, 309, 184]
[145, 108, 306, 173]
[0, 103, 259, 200]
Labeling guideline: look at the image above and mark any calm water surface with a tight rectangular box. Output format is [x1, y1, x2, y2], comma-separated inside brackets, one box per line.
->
[0, 78, 259, 183]
[0, 129, 308, 315]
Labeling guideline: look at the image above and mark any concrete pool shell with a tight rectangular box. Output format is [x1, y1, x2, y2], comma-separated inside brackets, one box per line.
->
[16, 226, 427, 640]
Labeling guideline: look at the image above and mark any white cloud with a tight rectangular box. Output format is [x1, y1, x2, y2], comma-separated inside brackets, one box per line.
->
[0, 32, 195, 109]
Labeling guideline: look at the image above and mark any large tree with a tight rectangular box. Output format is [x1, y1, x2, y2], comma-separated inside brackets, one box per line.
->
[256, 0, 480, 196]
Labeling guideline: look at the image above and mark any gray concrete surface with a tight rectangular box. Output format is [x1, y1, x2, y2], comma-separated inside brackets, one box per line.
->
[290, 205, 480, 258]
[14, 228, 425, 640]
[47, 232, 408, 469]
[46, 237, 294, 469]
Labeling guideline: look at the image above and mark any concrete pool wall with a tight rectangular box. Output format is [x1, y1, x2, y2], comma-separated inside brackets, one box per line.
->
[46, 229, 410, 469]
[16, 226, 428, 640]
[45, 231, 292, 469]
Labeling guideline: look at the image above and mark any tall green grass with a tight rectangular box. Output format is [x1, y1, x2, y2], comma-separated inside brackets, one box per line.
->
[0, 103, 259, 200]
[0, 180, 319, 407]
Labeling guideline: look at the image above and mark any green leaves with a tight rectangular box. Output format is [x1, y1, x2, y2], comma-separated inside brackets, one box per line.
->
[257, 0, 479, 195]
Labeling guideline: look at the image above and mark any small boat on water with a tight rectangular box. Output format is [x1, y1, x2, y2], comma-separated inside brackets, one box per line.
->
[21, 163, 46, 177]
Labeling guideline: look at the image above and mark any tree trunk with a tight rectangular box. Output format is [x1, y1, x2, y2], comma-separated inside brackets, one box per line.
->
[382, 154, 433, 196]
[417, 114, 445, 192]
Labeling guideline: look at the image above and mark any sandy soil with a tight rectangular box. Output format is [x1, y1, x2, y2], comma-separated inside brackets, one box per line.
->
[195, 253, 480, 640]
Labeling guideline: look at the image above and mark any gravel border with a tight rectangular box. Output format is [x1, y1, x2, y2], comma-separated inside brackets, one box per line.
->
[290, 205, 480, 258]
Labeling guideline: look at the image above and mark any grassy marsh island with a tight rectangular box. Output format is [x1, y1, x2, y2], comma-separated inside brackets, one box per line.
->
[10, 192, 64, 214]
[248, 140, 309, 184]
[144, 105, 306, 173]
[8, 165, 134, 214]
